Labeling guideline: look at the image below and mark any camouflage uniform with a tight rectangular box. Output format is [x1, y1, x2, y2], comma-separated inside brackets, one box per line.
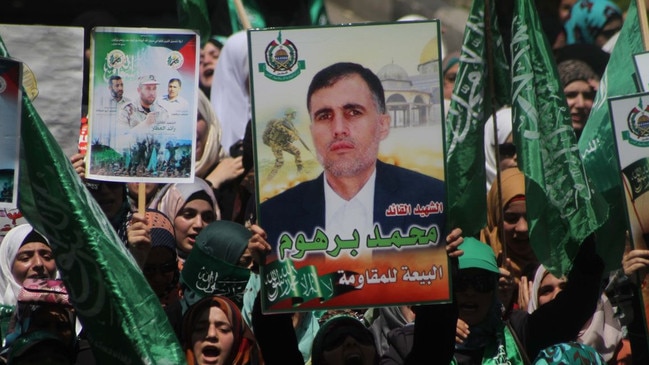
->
[263, 111, 304, 180]
[118, 101, 169, 130]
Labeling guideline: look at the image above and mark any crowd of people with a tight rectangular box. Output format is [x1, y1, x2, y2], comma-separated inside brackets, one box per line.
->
[1, 0, 649, 364]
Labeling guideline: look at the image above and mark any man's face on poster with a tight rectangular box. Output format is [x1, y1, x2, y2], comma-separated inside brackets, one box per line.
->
[308, 74, 390, 178]
[168, 80, 180, 100]
[110, 78, 124, 101]
[138, 84, 157, 107]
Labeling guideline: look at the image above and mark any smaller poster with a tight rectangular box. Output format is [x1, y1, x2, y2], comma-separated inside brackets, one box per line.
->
[0, 57, 21, 209]
[87, 27, 199, 183]
[634, 51, 649, 92]
[611, 93, 649, 251]
[610, 92, 649, 350]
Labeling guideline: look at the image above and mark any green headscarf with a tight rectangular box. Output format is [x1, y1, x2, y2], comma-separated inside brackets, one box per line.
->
[180, 220, 251, 308]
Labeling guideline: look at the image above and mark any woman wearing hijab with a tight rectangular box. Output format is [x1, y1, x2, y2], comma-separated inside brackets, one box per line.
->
[210, 31, 250, 157]
[483, 107, 516, 192]
[0, 224, 57, 307]
[526, 265, 624, 363]
[180, 220, 254, 309]
[165, 220, 258, 341]
[181, 295, 263, 365]
[557, 59, 599, 139]
[452, 237, 604, 364]
[564, 0, 623, 47]
[196, 90, 226, 182]
[481, 168, 537, 286]
[128, 209, 182, 307]
[152, 178, 219, 260]
[199, 37, 225, 98]
[311, 315, 379, 365]
[196, 88, 246, 222]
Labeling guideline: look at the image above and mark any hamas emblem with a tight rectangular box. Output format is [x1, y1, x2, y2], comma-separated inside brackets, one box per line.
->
[106, 50, 127, 70]
[167, 51, 184, 69]
[622, 97, 649, 147]
[258, 31, 305, 82]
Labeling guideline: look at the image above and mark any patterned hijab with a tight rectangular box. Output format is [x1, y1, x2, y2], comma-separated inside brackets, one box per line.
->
[182, 295, 262, 365]
[565, 0, 622, 45]
[533, 341, 606, 364]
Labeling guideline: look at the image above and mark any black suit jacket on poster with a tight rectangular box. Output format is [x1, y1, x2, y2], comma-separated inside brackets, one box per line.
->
[260, 160, 447, 254]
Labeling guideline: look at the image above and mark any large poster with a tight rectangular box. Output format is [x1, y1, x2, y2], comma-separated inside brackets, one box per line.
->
[0, 57, 21, 209]
[87, 27, 199, 183]
[251, 21, 449, 312]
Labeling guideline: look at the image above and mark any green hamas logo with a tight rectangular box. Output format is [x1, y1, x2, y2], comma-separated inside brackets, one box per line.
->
[258, 31, 305, 82]
[622, 97, 649, 147]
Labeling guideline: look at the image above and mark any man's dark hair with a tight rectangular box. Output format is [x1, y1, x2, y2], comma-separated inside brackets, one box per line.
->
[108, 75, 122, 84]
[169, 78, 182, 87]
[306, 62, 386, 114]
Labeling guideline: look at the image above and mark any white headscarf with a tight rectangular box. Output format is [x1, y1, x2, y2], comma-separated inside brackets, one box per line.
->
[483, 106, 513, 191]
[210, 31, 250, 155]
[196, 89, 225, 178]
[528, 265, 623, 362]
[0, 224, 48, 306]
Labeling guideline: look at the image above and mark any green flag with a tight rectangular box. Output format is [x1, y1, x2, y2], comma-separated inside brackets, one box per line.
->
[0, 38, 184, 364]
[510, 0, 608, 276]
[445, 0, 510, 237]
[224, 0, 329, 33]
[578, 1, 644, 269]
[177, 0, 212, 47]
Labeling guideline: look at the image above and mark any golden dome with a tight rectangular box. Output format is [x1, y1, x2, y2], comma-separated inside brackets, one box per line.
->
[419, 37, 440, 65]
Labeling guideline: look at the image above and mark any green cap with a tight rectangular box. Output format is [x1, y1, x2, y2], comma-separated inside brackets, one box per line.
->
[458, 237, 500, 274]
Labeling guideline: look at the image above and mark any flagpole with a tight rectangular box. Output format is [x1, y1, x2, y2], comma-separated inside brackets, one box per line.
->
[234, 0, 252, 29]
[138, 182, 146, 213]
[637, 0, 649, 50]
[484, 0, 508, 263]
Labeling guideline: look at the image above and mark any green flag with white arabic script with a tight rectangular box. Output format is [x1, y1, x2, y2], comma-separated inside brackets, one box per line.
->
[0, 37, 184, 364]
[510, 0, 608, 276]
[445, 0, 510, 237]
[577, 1, 644, 271]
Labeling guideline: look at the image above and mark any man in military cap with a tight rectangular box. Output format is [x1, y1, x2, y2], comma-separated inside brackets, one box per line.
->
[118, 74, 169, 132]
[262, 108, 305, 180]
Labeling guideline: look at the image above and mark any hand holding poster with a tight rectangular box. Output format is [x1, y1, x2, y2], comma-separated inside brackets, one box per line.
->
[250, 22, 449, 312]
[87, 27, 199, 183]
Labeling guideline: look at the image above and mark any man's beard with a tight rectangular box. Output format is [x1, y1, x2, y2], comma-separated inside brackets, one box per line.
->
[318, 133, 381, 178]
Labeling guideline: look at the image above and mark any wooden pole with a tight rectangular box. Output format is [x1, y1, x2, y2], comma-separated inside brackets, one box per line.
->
[638, 0, 649, 50]
[234, 0, 252, 29]
[138, 182, 146, 214]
